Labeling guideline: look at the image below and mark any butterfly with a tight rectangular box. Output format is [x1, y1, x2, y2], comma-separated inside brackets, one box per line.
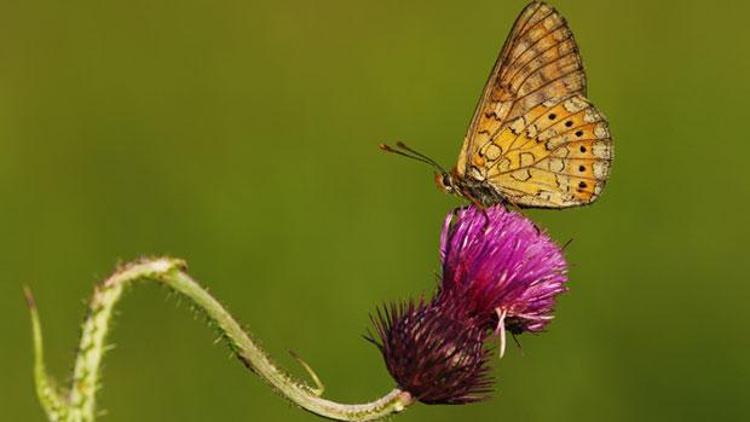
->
[381, 1, 613, 209]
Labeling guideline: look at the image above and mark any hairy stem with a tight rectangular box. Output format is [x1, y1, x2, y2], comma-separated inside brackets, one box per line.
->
[25, 287, 68, 421]
[26, 257, 413, 422]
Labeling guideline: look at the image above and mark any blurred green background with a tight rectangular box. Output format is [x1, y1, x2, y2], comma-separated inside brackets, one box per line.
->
[1, 0, 748, 420]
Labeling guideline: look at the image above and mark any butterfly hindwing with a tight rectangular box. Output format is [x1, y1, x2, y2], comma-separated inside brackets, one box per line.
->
[483, 95, 612, 207]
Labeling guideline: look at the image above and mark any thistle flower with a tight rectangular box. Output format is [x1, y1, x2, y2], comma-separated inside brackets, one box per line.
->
[439, 206, 568, 340]
[368, 297, 493, 404]
[370, 205, 568, 403]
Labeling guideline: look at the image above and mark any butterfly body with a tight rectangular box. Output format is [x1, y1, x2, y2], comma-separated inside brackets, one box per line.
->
[435, 169, 506, 209]
[386, 1, 613, 209]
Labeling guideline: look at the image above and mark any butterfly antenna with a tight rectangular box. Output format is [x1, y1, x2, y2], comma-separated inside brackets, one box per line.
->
[395, 142, 448, 173]
[379, 143, 436, 168]
[379, 142, 447, 174]
[379, 143, 433, 166]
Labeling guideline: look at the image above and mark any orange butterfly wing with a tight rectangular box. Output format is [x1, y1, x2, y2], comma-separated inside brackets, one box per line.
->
[457, 1, 613, 208]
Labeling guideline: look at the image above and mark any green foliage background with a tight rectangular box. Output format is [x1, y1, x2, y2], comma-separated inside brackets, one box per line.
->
[1, 0, 747, 420]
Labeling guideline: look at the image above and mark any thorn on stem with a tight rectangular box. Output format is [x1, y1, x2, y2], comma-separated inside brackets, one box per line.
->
[288, 350, 325, 397]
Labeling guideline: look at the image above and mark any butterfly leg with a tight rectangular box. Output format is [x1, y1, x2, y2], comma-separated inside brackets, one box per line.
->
[449, 206, 467, 224]
[502, 197, 546, 234]
[478, 204, 491, 229]
[503, 196, 524, 213]
[462, 194, 491, 228]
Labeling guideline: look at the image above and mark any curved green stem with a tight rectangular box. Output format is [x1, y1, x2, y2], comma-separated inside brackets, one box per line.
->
[25, 287, 68, 421]
[25, 257, 413, 422]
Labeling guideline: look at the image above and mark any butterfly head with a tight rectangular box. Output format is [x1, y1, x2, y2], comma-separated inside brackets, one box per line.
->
[434, 171, 457, 194]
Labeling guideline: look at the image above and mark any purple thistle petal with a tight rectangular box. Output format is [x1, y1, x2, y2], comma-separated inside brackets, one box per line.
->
[439, 205, 568, 333]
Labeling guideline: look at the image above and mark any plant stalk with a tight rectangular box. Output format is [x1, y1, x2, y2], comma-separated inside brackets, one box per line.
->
[26, 257, 413, 422]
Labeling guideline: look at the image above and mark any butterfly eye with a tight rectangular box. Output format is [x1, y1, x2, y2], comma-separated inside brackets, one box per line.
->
[442, 174, 452, 188]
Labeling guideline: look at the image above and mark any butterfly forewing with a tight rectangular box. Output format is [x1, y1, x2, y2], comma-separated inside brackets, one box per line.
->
[457, 1, 612, 208]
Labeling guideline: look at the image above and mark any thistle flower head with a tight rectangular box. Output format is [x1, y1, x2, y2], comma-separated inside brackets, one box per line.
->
[370, 205, 569, 403]
[368, 297, 493, 404]
[439, 205, 568, 334]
